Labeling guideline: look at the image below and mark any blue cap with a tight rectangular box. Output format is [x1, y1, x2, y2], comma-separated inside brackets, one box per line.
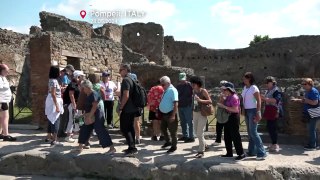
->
[221, 82, 236, 93]
[128, 73, 138, 81]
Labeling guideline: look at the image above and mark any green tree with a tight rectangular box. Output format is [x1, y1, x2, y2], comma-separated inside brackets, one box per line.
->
[249, 35, 270, 46]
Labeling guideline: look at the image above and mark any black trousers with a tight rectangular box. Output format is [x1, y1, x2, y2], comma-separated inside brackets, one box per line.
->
[161, 112, 178, 148]
[215, 121, 224, 143]
[267, 120, 278, 144]
[120, 112, 136, 149]
[58, 104, 69, 137]
[224, 113, 244, 156]
[104, 100, 114, 125]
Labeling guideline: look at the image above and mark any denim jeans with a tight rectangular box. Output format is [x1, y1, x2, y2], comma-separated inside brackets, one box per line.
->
[245, 108, 266, 157]
[307, 117, 320, 148]
[178, 105, 194, 138]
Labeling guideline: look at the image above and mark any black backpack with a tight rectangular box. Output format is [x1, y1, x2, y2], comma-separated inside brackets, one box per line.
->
[129, 77, 148, 108]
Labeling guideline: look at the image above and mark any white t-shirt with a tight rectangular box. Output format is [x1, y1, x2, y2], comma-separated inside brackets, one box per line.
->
[101, 81, 117, 101]
[0, 76, 12, 103]
[241, 85, 259, 109]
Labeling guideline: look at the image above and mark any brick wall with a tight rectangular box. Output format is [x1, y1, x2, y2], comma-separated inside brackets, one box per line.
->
[29, 34, 51, 127]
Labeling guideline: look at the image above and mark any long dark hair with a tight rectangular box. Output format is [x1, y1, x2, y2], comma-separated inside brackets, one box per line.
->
[49, 66, 60, 79]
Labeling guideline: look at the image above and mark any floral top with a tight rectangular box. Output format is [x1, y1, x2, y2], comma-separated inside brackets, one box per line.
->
[147, 85, 164, 112]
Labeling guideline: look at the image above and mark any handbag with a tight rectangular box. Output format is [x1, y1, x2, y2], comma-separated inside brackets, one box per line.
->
[199, 89, 214, 116]
[263, 105, 279, 120]
[200, 104, 214, 116]
[307, 106, 320, 118]
[216, 107, 230, 123]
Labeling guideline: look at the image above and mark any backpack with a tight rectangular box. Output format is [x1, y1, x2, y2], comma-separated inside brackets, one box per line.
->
[129, 77, 148, 108]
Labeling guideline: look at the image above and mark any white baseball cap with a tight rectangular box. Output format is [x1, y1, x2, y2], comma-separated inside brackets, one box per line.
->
[73, 70, 85, 78]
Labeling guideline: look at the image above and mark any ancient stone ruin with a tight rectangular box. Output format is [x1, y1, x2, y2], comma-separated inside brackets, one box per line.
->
[1, 11, 320, 134]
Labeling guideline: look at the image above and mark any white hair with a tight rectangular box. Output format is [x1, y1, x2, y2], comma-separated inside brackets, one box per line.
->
[160, 76, 171, 84]
[81, 80, 93, 90]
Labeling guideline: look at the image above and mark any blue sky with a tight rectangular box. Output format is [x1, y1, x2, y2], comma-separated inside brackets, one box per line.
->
[1, 0, 320, 49]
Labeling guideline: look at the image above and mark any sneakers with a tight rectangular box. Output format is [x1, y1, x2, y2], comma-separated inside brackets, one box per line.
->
[304, 145, 317, 151]
[212, 141, 221, 146]
[195, 152, 204, 158]
[65, 136, 76, 143]
[221, 154, 233, 158]
[178, 137, 188, 141]
[184, 138, 195, 143]
[256, 154, 267, 160]
[3, 135, 17, 141]
[235, 154, 246, 161]
[50, 141, 63, 146]
[125, 148, 138, 157]
[107, 124, 113, 129]
[269, 144, 280, 152]
[159, 136, 165, 141]
[167, 146, 177, 153]
[106, 148, 116, 155]
[84, 142, 91, 149]
[161, 142, 172, 149]
[151, 136, 158, 141]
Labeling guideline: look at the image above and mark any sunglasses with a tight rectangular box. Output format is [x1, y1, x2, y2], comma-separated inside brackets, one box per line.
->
[301, 83, 307, 86]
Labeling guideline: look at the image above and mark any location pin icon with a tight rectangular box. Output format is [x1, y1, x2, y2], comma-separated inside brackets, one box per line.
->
[80, 10, 86, 19]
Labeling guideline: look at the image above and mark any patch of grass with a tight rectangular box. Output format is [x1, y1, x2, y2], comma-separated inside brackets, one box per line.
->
[11, 105, 32, 124]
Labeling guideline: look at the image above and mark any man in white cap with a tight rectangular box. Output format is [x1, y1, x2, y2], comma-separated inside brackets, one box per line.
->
[176, 72, 194, 143]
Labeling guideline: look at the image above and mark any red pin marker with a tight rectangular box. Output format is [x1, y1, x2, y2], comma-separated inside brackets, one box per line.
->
[80, 10, 86, 19]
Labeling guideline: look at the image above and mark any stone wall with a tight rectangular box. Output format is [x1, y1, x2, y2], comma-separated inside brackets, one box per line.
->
[122, 23, 164, 65]
[40, 11, 93, 39]
[131, 63, 194, 90]
[94, 23, 123, 43]
[164, 35, 320, 88]
[0, 28, 30, 107]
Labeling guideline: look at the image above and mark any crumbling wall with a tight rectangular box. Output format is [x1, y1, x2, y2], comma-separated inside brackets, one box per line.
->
[0, 28, 30, 107]
[40, 11, 93, 39]
[131, 63, 194, 90]
[94, 23, 123, 43]
[122, 23, 164, 65]
[164, 35, 320, 88]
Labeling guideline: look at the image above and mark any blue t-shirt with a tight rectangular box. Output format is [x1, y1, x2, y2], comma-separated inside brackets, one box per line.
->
[60, 75, 70, 85]
[303, 87, 319, 113]
[159, 85, 179, 113]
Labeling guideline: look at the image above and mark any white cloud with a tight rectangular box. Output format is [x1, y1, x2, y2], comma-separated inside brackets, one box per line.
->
[2, 26, 30, 34]
[41, 0, 177, 25]
[41, 0, 90, 17]
[210, 0, 320, 48]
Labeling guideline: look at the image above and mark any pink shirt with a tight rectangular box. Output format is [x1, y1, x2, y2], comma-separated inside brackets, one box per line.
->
[224, 94, 240, 113]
